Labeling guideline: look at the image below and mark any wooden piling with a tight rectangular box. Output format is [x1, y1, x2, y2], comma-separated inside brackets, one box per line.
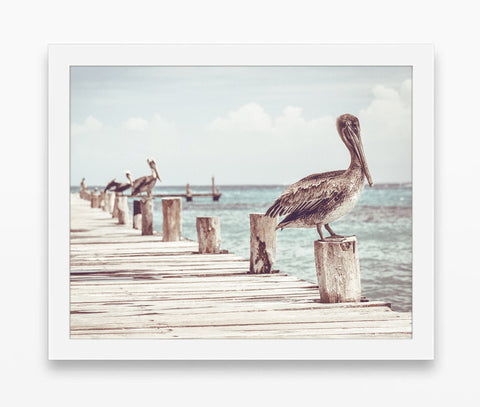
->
[196, 217, 221, 254]
[162, 197, 182, 242]
[186, 183, 193, 202]
[314, 236, 361, 303]
[106, 192, 114, 214]
[90, 190, 99, 208]
[133, 200, 142, 230]
[249, 213, 277, 274]
[117, 196, 129, 225]
[212, 177, 220, 201]
[100, 191, 106, 211]
[112, 194, 119, 218]
[140, 198, 153, 235]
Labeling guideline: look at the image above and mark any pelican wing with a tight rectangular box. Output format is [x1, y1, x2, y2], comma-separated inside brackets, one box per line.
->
[104, 179, 118, 192]
[266, 170, 345, 222]
[132, 175, 156, 195]
[131, 176, 147, 195]
[115, 182, 131, 193]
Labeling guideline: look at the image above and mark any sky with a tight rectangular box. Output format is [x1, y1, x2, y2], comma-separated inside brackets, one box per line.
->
[70, 66, 411, 186]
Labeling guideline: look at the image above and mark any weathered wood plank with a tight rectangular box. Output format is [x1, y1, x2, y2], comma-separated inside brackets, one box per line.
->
[71, 309, 410, 332]
[71, 300, 395, 317]
[71, 320, 412, 339]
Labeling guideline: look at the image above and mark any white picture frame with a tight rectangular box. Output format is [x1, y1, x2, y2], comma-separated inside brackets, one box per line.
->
[49, 44, 434, 360]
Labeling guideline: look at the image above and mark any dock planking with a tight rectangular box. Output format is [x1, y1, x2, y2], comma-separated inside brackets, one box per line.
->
[70, 194, 412, 339]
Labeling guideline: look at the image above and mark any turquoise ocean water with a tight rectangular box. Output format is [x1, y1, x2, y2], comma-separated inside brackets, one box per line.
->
[72, 183, 412, 312]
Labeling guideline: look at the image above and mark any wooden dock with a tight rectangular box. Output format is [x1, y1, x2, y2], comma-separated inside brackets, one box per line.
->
[70, 194, 412, 339]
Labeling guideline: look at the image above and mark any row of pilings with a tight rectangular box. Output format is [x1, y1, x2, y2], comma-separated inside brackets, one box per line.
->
[78, 187, 362, 303]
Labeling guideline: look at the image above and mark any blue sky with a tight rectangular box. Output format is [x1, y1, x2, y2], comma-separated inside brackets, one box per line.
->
[71, 66, 411, 186]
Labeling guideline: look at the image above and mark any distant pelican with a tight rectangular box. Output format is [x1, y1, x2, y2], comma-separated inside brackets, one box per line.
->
[266, 113, 373, 241]
[104, 171, 133, 193]
[131, 158, 162, 197]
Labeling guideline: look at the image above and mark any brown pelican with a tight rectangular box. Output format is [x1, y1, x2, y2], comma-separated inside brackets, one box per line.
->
[265, 113, 373, 241]
[104, 171, 133, 193]
[131, 158, 162, 197]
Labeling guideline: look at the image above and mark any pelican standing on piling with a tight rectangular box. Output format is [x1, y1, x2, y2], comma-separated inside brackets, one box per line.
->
[104, 171, 133, 193]
[265, 113, 373, 241]
[131, 157, 162, 197]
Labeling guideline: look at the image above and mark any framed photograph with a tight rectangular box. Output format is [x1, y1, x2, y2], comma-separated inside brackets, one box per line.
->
[49, 44, 434, 360]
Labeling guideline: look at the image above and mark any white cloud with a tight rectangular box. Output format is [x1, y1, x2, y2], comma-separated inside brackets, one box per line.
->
[71, 80, 412, 185]
[209, 102, 272, 134]
[200, 103, 339, 183]
[71, 114, 179, 184]
[206, 103, 334, 147]
[71, 115, 102, 134]
[124, 117, 149, 131]
[359, 79, 412, 182]
[201, 80, 411, 184]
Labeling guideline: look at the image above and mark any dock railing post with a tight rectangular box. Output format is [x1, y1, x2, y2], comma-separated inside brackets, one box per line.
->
[140, 197, 153, 235]
[212, 176, 220, 201]
[162, 197, 181, 241]
[186, 183, 193, 202]
[249, 213, 277, 274]
[106, 192, 114, 214]
[196, 217, 221, 253]
[90, 189, 99, 208]
[117, 195, 129, 224]
[100, 190, 106, 211]
[112, 194, 120, 218]
[314, 236, 361, 303]
[133, 200, 142, 230]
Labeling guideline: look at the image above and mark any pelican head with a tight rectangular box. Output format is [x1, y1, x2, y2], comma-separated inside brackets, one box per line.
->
[148, 158, 162, 182]
[125, 170, 133, 185]
[336, 114, 373, 187]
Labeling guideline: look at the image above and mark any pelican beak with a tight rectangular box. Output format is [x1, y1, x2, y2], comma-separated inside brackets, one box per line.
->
[150, 159, 162, 182]
[153, 165, 161, 182]
[345, 124, 373, 187]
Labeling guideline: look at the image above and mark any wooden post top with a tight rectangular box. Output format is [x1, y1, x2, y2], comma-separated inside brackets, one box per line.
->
[314, 235, 357, 245]
[315, 235, 355, 241]
[314, 235, 360, 303]
[197, 216, 219, 221]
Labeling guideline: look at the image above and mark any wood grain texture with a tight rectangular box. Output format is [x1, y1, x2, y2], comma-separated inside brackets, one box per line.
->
[140, 197, 153, 235]
[117, 196, 129, 225]
[70, 195, 411, 339]
[249, 213, 277, 274]
[133, 199, 142, 230]
[105, 192, 114, 213]
[90, 191, 99, 208]
[112, 194, 119, 218]
[196, 217, 221, 254]
[314, 237, 361, 303]
[162, 197, 181, 242]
